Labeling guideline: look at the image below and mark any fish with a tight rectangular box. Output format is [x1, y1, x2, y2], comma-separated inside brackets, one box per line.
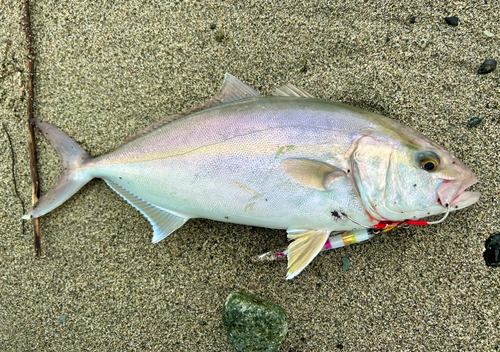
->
[23, 74, 480, 279]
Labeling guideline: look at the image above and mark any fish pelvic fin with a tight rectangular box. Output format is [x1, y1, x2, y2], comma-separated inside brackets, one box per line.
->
[286, 229, 330, 280]
[105, 181, 189, 243]
[22, 120, 92, 220]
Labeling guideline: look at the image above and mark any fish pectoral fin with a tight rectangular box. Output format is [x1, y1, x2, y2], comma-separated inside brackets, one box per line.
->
[105, 181, 189, 243]
[286, 229, 330, 280]
[281, 158, 346, 191]
[272, 83, 316, 98]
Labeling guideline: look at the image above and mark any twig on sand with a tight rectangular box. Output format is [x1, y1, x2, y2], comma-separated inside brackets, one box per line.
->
[2, 123, 26, 236]
[22, 0, 41, 257]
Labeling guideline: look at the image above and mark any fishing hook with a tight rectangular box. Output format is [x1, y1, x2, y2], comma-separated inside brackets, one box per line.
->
[426, 205, 450, 225]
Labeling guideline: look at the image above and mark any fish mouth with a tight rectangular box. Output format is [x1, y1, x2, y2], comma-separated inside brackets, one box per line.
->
[437, 175, 480, 210]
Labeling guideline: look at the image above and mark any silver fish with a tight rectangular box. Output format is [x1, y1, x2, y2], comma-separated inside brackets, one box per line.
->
[23, 74, 480, 279]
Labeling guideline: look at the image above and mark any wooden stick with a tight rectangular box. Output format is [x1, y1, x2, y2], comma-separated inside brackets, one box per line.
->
[22, 0, 41, 257]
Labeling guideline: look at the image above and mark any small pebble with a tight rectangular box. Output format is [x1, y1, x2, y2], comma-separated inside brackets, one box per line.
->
[484, 234, 500, 267]
[477, 59, 497, 74]
[300, 60, 308, 73]
[341, 257, 350, 271]
[215, 31, 225, 43]
[409, 16, 416, 24]
[61, 19, 67, 26]
[59, 315, 67, 323]
[417, 39, 428, 49]
[468, 117, 483, 127]
[483, 30, 495, 38]
[223, 291, 288, 352]
[210, 24, 216, 30]
[444, 16, 459, 26]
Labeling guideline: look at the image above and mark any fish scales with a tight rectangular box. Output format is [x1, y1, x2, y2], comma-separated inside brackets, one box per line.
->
[90, 97, 371, 229]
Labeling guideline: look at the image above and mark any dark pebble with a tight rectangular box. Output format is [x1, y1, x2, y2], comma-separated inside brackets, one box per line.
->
[336, 344, 344, 349]
[477, 59, 497, 74]
[417, 39, 428, 49]
[210, 24, 216, 30]
[215, 31, 225, 42]
[484, 234, 500, 267]
[409, 16, 416, 24]
[468, 117, 483, 127]
[299, 59, 308, 73]
[444, 16, 459, 26]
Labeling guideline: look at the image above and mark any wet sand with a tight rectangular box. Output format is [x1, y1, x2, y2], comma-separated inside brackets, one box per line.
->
[1, 1, 499, 351]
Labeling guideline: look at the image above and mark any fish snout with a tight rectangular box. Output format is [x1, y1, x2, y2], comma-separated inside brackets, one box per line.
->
[437, 174, 479, 209]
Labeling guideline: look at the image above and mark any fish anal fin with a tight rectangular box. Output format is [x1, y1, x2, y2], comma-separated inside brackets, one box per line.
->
[117, 74, 259, 147]
[105, 181, 188, 243]
[272, 83, 315, 98]
[286, 229, 330, 280]
[281, 158, 346, 191]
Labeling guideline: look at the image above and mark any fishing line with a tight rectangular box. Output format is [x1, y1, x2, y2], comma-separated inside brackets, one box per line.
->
[346, 214, 372, 228]
[347, 204, 451, 229]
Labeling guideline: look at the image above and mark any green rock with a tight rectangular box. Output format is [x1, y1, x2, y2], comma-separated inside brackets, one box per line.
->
[223, 291, 288, 352]
[341, 257, 350, 271]
[483, 30, 495, 38]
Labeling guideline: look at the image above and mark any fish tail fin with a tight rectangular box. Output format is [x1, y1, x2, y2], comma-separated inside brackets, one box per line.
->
[22, 120, 93, 220]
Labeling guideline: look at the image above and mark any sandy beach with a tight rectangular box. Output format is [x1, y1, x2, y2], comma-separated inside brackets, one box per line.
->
[1, 1, 499, 350]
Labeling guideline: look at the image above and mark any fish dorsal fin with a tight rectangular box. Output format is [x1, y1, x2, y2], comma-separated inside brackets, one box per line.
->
[286, 229, 330, 280]
[281, 158, 346, 191]
[214, 73, 260, 105]
[272, 83, 315, 98]
[117, 73, 259, 147]
[105, 181, 189, 243]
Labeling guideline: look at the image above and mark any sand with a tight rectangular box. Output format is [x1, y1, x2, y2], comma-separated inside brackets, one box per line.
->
[1, 0, 499, 351]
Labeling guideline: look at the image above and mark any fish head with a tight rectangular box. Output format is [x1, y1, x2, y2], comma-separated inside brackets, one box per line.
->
[351, 133, 480, 222]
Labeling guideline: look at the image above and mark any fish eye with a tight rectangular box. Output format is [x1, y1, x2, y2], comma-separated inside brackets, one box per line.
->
[417, 151, 440, 172]
[423, 160, 437, 171]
